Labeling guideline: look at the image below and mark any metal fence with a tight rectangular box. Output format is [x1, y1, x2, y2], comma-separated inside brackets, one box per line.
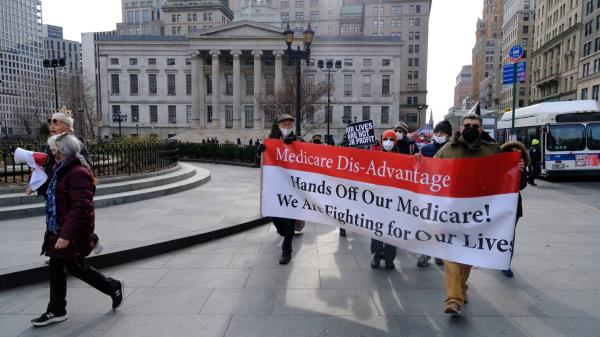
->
[0, 141, 179, 187]
[178, 143, 261, 167]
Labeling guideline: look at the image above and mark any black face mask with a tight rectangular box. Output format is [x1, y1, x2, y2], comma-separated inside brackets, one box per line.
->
[462, 127, 480, 143]
[313, 140, 322, 144]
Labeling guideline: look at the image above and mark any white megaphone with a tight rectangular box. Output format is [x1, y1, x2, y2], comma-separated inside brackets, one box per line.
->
[14, 148, 49, 192]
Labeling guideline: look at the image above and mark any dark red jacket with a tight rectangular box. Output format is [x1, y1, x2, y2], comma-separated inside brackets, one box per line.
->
[42, 157, 96, 259]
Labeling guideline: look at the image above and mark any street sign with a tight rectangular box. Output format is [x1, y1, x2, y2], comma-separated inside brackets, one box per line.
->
[509, 45, 524, 62]
[502, 62, 526, 85]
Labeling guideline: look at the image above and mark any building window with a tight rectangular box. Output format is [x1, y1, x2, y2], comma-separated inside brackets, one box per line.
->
[167, 58, 176, 65]
[186, 73, 192, 96]
[148, 58, 156, 65]
[111, 74, 120, 95]
[581, 88, 589, 100]
[206, 105, 213, 123]
[167, 74, 176, 95]
[225, 74, 233, 95]
[168, 105, 177, 124]
[129, 58, 138, 66]
[186, 105, 192, 123]
[343, 106, 352, 122]
[382, 59, 391, 66]
[593, 85, 600, 101]
[126, 73, 138, 96]
[150, 105, 158, 123]
[225, 105, 233, 128]
[112, 105, 121, 120]
[407, 113, 418, 123]
[381, 106, 389, 124]
[362, 106, 371, 121]
[246, 75, 254, 96]
[245, 106, 254, 128]
[343, 59, 353, 66]
[382, 75, 390, 96]
[206, 75, 212, 95]
[149, 74, 157, 95]
[344, 75, 352, 96]
[363, 59, 372, 66]
[131, 105, 139, 123]
[110, 58, 119, 65]
[363, 75, 371, 96]
[266, 75, 275, 95]
[296, 0, 304, 8]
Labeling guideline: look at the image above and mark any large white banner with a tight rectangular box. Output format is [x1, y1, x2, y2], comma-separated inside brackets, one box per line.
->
[261, 140, 522, 270]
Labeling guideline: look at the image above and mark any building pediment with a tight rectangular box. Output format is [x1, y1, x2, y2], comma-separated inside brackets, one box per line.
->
[193, 20, 283, 39]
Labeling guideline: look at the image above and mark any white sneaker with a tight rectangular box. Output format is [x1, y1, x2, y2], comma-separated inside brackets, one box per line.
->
[93, 241, 103, 255]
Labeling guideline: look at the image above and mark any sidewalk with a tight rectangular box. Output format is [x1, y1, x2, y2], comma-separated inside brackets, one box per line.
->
[0, 179, 600, 336]
[0, 163, 261, 273]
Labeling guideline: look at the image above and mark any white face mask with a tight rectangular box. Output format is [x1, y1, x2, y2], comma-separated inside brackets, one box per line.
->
[382, 140, 395, 151]
[433, 136, 448, 144]
[396, 132, 404, 140]
[280, 128, 293, 137]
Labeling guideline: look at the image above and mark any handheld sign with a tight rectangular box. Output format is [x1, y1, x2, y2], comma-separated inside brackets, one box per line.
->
[346, 120, 376, 147]
[509, 45, 523, 63]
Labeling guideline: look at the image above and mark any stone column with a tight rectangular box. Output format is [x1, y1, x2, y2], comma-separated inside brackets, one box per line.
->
[197, 53, 206, 128]
[210, 49, 221, 128]
[232, 50, 242, 128]
[252, 50, 263, 129]
[190, 51, 201, 127]
[273, 50, 284, 90]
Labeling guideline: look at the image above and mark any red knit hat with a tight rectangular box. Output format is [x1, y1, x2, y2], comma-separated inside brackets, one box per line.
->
[382, 130, 397, 141]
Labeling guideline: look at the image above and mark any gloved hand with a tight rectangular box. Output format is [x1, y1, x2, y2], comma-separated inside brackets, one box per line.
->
[284, 137, 294, 145]
[257, 144, 266, 153]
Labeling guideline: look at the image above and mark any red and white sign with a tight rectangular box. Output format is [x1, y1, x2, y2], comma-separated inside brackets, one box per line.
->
[261, 139, 522, 270]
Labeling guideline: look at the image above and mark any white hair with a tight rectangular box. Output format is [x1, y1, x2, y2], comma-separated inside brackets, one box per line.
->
[53, 133, 90, 169]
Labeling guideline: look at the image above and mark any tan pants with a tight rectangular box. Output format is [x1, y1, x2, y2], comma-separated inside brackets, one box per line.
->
[443, 260, 472, 306]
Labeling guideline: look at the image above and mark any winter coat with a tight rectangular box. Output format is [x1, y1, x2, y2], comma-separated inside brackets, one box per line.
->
[38, 141, 92, 197]
[528, 145, 542, 165]
[500, 141, 530, 219]
[396, 139, 419, 155]
[42, 156, 96, 259]
[434, 131, 500, 159]
[420, 141, 445, 158]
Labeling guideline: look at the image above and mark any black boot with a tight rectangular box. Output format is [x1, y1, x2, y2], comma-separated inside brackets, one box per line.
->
[279, 251, 292, 265]
[370, 255, 382, 268]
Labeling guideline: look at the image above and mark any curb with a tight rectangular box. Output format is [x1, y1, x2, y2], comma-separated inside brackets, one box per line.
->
[0, 217, 271, 290]
[181, 158, 260, 168]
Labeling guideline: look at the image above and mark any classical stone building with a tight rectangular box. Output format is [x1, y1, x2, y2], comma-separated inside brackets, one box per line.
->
[96, 21, 403, 142]
[530, 0, 582, 103]
[578, 0, 600, 101]
[500, 0, 535, 111]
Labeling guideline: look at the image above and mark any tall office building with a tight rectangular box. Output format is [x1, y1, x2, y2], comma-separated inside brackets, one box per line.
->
[530, 0, 581, 103]
[117, 0, 165, 35]
[454, 65, 473, 109]
[578, 0, 600, 101]
[500, 0, 535, 111]
[472, 0, 503, 109]
[0, 0, 51, 137]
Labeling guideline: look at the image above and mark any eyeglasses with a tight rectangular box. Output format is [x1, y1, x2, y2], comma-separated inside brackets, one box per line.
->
[48, 119, 63, 125]
[462, 124, 480, 130]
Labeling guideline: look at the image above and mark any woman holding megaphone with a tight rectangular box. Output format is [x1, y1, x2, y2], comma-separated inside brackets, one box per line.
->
[30, 133, 124, 327]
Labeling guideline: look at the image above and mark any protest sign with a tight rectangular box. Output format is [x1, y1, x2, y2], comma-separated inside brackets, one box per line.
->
[261, 140, 521, 269]
[346, 120, 376, 147]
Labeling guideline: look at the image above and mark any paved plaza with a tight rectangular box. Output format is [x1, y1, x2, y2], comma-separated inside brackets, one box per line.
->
[0, 166, 600, 337]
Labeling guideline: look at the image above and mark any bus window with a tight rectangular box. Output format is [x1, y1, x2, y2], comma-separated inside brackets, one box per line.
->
[547, 124, 586, 151]
[496, 129, 506, 144]
[588, 123, 600, 150]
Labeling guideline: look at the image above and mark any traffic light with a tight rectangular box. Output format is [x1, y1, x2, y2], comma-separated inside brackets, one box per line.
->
[43, 59, 50, 68]
[58, 58, 66, 67]
[51, 59, 59, 67]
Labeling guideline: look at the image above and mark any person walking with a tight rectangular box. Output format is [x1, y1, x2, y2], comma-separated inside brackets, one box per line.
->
[499, 141, 530, 278]
[370, 130, 402, 269]
[31, 133, 124, 327]
[528, 139, 541, 186]
[416, 120, 452, 268]
[434, 114, 524, 315]
[259, 114, 300, 264]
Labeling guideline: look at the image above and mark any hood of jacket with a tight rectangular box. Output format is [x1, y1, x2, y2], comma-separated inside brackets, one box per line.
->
[500, 141, 531, 166]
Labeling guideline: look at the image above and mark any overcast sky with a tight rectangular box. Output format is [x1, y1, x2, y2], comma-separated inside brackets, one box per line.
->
[42, 0, 484, 124]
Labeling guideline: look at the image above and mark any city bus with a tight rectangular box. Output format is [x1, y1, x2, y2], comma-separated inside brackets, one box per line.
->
[496, 100, 600, 177]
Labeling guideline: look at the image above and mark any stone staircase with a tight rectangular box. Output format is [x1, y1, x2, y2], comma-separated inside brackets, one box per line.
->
[0, 163, 210, 220]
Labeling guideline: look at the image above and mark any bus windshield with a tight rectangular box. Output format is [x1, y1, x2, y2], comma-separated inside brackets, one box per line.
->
[588, 123, 600, 150]
[547, 124, 586, 151]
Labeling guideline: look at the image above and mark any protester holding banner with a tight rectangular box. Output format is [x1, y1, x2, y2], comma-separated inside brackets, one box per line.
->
[369, 129, 401, 269]
[31, 133, 124, 327]
[259, 114, 301, 265]
[416, 120, 453, 268]
[499, 141, 530, 278]
[434, 113, 524, 315]
[394, 122, 419, 155]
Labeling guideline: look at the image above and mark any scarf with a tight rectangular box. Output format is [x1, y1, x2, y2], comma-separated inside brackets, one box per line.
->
[45, 161, 65, 235]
